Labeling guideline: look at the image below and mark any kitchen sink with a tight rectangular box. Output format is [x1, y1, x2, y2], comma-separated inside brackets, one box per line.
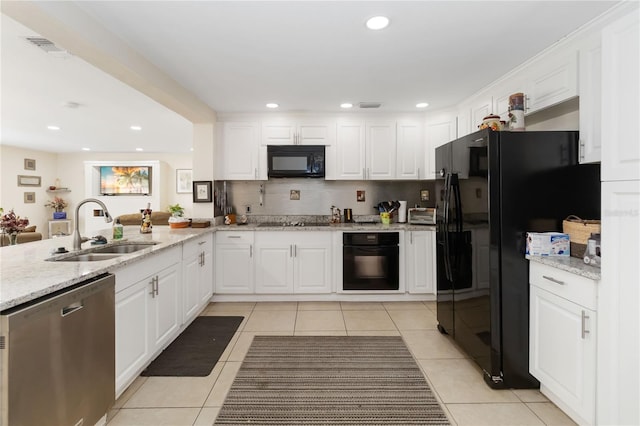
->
[54, 253, 124, 262]
[46, 242, 158, 261]
[91, 242, 157, 254]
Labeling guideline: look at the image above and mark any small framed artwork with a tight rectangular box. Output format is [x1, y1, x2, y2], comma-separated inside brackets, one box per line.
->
[357, 190, 366, 202]
[17, 175, 41, 187]
[24, 192, 35, 203]
[176, 169, 193, 193]
[193, 181, 213, 203]
[24, 158, 36, 171]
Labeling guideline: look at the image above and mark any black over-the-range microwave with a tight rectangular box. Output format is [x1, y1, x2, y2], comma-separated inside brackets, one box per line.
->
[267, 145, 325, 178]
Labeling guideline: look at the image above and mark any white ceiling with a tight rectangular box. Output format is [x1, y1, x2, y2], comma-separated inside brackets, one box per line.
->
[1, 1, 619, 154]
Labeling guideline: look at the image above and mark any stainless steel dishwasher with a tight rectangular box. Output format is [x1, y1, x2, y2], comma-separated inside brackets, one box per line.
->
[1, 273, 115, 426]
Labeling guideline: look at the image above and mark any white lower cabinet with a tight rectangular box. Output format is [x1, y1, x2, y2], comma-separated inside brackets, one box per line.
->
[114, 246, 182, 397]
[182, 233, 213, 324]
[255, 232, 332, 294]
[529, 262, 598, 426]
[405, 230, 435, 294]
[215, 231, 254, 293]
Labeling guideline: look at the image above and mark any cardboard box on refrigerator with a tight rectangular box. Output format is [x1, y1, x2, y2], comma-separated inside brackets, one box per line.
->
[526, 232, 570, 256]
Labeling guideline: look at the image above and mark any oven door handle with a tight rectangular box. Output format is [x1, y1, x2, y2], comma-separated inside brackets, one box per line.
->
[347, 246, 397, 253]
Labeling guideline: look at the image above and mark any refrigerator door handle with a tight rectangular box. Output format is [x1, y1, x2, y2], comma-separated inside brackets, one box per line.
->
[443, 173, 453, 281]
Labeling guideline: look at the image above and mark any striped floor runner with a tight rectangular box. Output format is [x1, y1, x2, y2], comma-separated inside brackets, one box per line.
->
[215, 336, 450, 425]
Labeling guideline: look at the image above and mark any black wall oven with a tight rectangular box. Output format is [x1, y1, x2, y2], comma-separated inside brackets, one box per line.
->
[343, 232, 399, 290]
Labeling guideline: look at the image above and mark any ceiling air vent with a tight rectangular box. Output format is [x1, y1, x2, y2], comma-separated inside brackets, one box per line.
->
[25, 37, 67, 54]
[358, 102, 382, 109]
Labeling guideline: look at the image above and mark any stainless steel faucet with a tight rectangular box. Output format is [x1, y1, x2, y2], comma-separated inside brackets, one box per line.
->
[73, 198, 113, 250]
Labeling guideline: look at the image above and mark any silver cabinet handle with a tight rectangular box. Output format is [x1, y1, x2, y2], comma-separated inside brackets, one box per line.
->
[250, 244, 253, 258]
[294, 244, 297, 257]
[255, 168, 258, 179]
[149, 276, 158, 297]
[581, 310, 590, 339]
[155, 276, 159, 296]
[542, 275, 565, 285]
[227, 235, 241, 239]
[579, 141, 585, 161]
[417, 168, 421, 179]
[290, 244, 293, 257]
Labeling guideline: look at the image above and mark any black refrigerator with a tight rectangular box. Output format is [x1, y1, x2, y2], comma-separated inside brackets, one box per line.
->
[435, 129, 600, 389]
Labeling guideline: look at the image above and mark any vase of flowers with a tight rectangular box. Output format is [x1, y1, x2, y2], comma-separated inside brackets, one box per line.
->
[1, 209, 30, 245]
[45, 197, 68, 219]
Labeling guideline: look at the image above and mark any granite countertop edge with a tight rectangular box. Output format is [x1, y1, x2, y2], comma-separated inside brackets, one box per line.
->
[526, 255, 601, 281]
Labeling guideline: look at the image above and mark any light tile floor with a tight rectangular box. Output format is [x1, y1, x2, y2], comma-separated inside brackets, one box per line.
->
[107, 301, 576, 426]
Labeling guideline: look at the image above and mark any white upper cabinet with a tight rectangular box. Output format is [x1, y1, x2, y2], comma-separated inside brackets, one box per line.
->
[366, 121, 396, 180]
[524, 50, 578, 114]
[335, 121, 366, 180]
[334, 118, 425, 180]
[220, 122, 261, 180]
[471, 96, 494, 131]
[262, 120, 335, 145]
[396, 120, 425, 180]
[601, 11, 640, 181]
[578, 33, 603, 164]
[425, 111, 457, 179]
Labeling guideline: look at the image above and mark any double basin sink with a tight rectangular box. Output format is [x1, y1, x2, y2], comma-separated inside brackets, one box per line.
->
[47, 242, 158, 262]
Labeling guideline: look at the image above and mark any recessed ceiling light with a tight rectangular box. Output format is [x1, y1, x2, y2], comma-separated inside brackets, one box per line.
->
[340, 103, 353, 109]
[82, 147, 91, 151]
[366, 16, 390, 30]
[135, 148, 143, 152]
[416, 102, 429, 108]
[266, 103, 279, 109]
[47, 125, 60, 130]
[130, 125, 142, 131]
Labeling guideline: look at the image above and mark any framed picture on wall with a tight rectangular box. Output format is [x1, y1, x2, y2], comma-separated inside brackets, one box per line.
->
[193, 181, 212, 203]
[24, 158, 36, 171]
[17, 175, 41, 187]
[24, 192, 35, 203]
[176, 169, 193, 193]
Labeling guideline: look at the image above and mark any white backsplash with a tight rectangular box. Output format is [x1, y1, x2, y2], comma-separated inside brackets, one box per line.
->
[222, 179, 436, 217]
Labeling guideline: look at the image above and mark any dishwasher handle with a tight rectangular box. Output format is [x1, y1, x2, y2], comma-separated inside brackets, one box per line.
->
[61, 301, 84, 317]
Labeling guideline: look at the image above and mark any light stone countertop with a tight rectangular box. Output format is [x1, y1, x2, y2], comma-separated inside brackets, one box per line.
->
[1, 222, 436, 311]
[526, 255, 601, 281]
[0, 226, 215, 311]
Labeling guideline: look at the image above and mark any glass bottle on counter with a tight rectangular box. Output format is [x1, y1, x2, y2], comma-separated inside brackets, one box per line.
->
[140, 203, 152, 233]
[113, 218, 123, 240]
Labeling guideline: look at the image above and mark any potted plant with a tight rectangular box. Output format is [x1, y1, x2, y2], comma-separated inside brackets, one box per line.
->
[45, 197, 68, 219]
[167, 203, 185, 217]
[1, 209, 30, 245]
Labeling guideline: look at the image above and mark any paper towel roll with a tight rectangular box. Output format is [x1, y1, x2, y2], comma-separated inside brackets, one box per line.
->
[398, 201, 407, 223]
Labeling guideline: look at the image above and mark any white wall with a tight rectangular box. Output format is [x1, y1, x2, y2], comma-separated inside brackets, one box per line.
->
[0, 145, 58, 234]
[0, 145, 193, 237]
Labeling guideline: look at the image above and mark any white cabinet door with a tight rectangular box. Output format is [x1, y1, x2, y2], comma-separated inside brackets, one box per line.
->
[457, 107, 472, 138]
[405, 230, 436, 294]
[293, 233, 332, 294]
[425, 112, 457, 179]
[598, 180, 640, 426]
[221, 122, 260, 180]
[262, 121, 296, 145]
[366, 122, 396, 180]
[150, 264, 181, 353]
[471, 96, 493, 130]
[263, 120, 334, 145]
[200, 246, 213, 304]
[396, 121, 424, 180]
[530, 285, 596, 425]
[525, 51, 578, 114]
[601, 11, 640, 181]
[115, 279, 150, 396]
[254, 243, 294, 294]
[335, 121, 366, 180]
[182, 254, 200, 324]
[215, 232, 254, 294]
[578, 33, 603, 164]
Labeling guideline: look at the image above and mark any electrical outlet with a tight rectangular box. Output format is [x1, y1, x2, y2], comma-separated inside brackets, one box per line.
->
[245, 205, 251, 214]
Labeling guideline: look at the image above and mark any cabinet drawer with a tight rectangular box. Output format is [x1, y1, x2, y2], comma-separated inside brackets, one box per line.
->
[216, 231, 254, 245]
[530, 262, 598, 310]
[183, 233, 213, 259]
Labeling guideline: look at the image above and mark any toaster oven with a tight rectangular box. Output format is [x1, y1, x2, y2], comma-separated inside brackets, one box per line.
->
[408, 208, 437, 225]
